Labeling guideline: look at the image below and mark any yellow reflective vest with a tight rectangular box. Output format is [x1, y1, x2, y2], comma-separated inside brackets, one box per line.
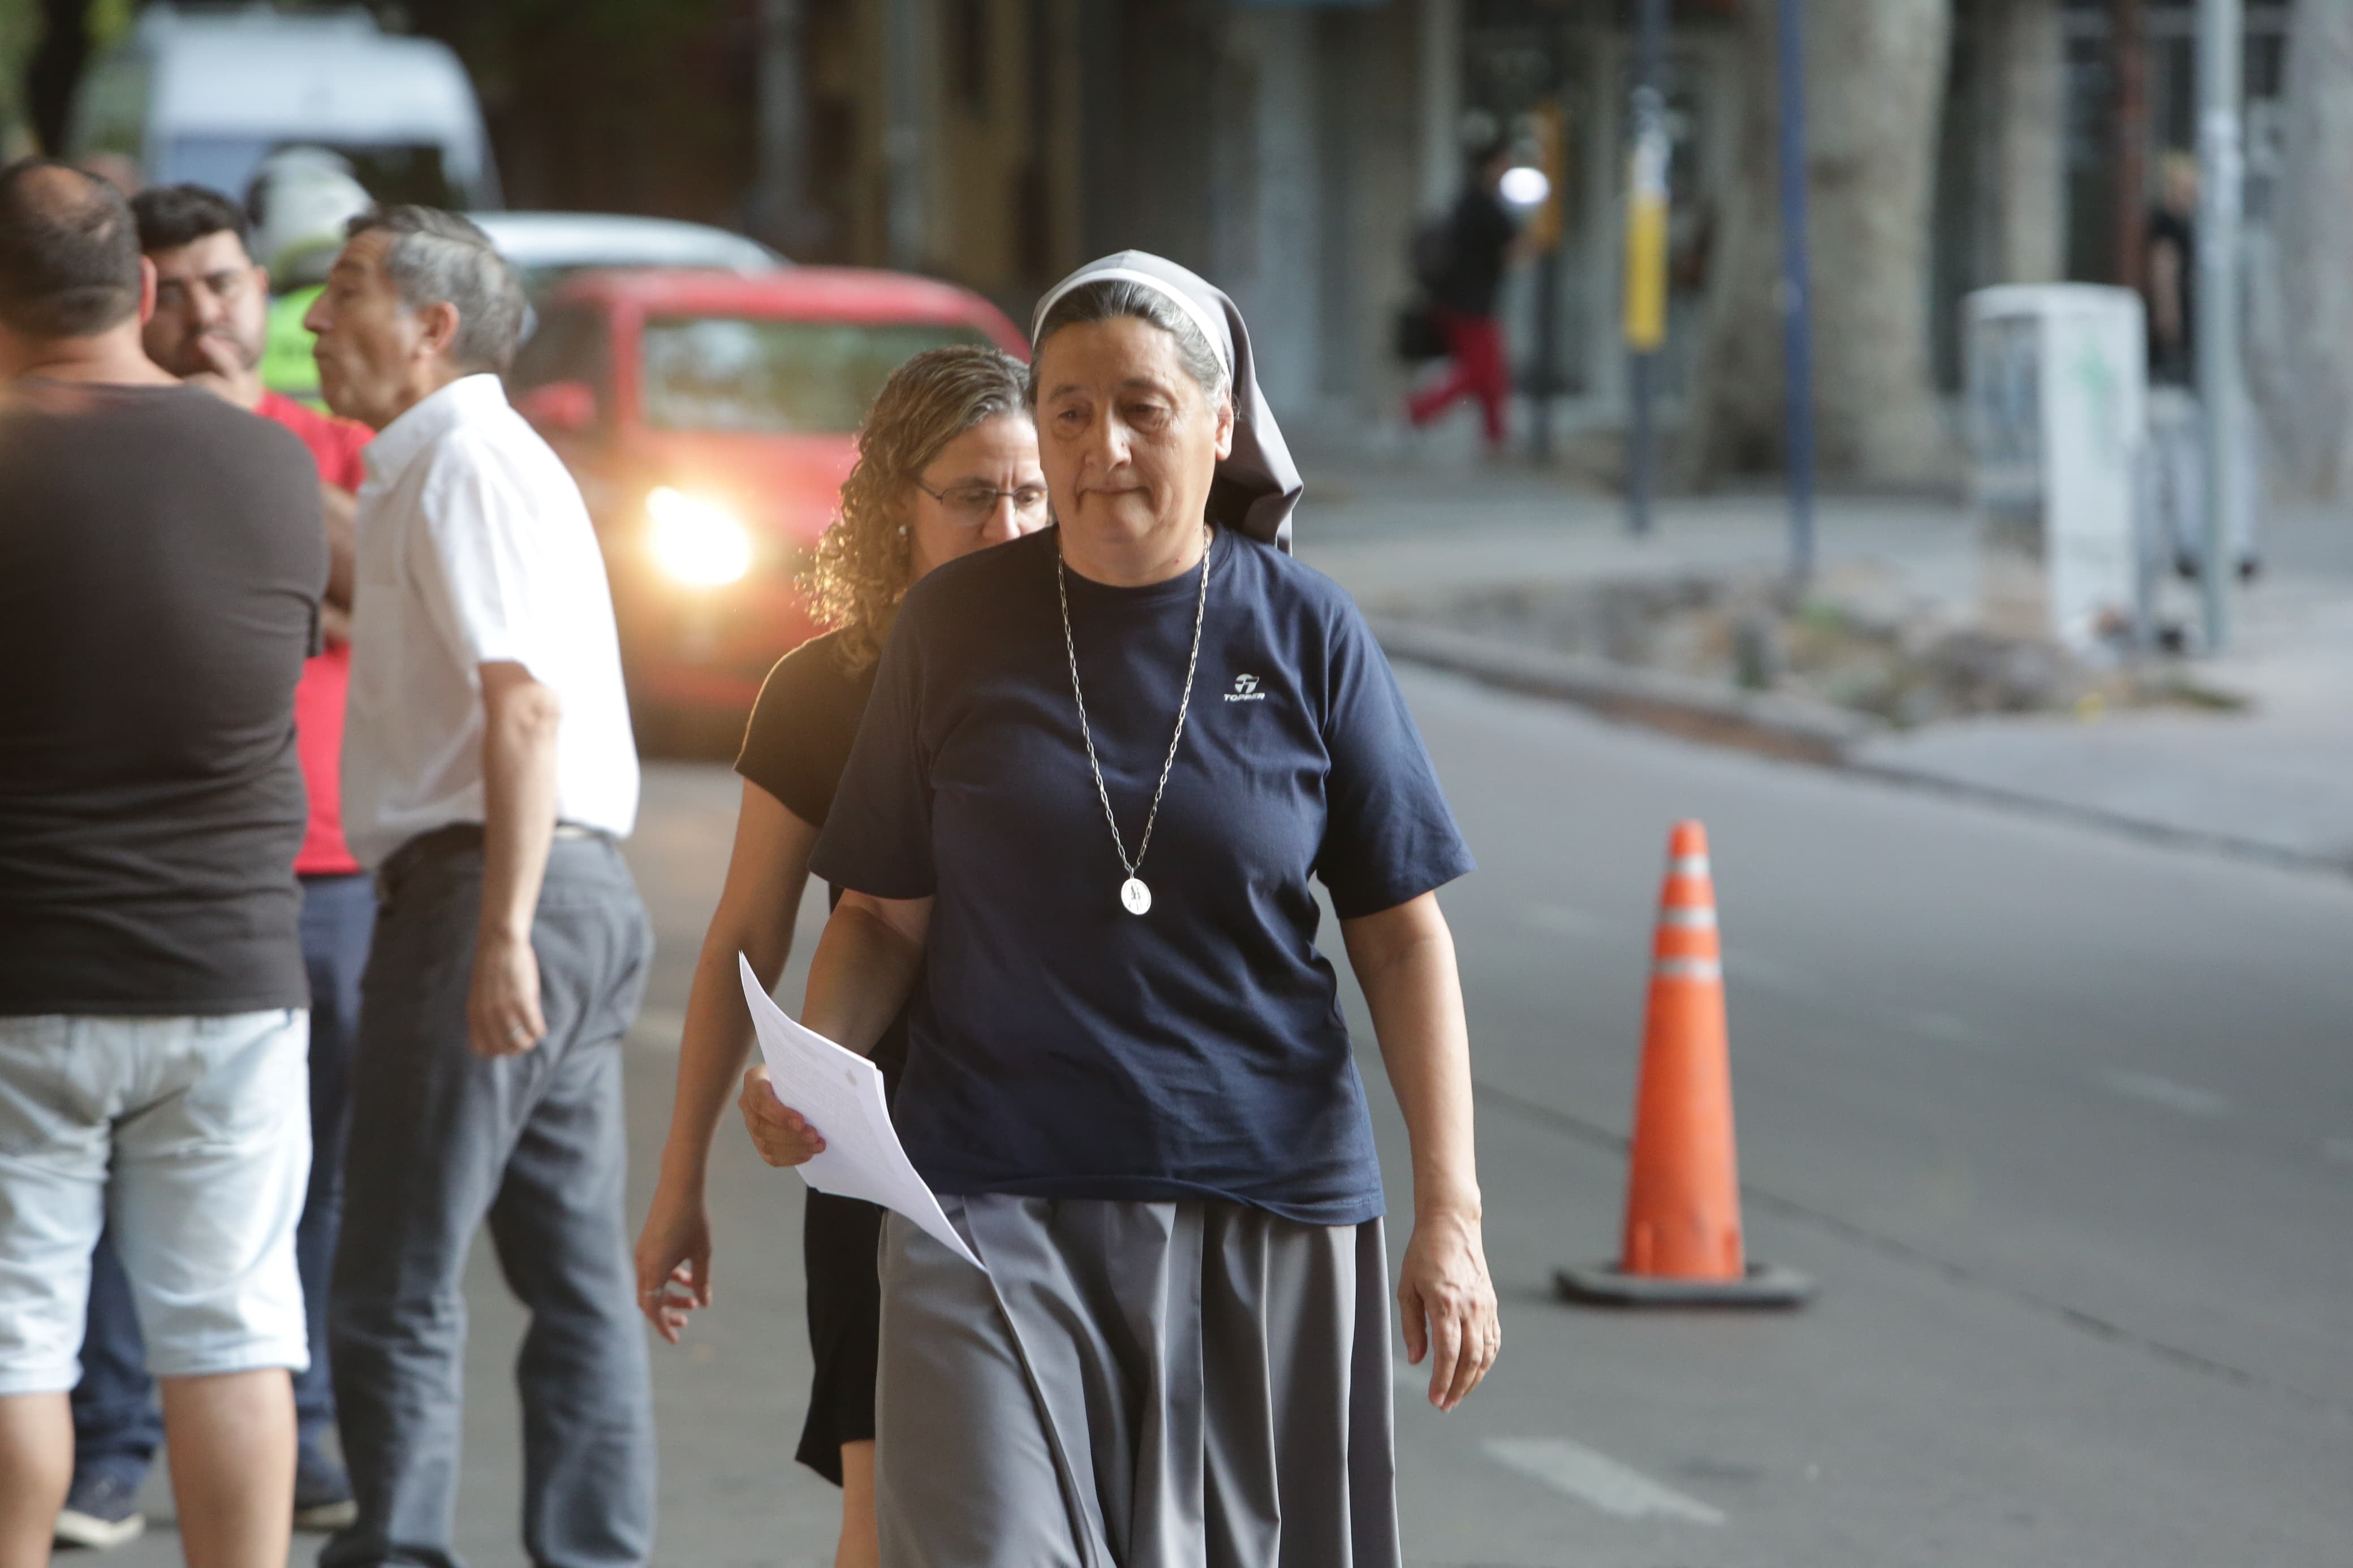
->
[262, 285, 326, 405]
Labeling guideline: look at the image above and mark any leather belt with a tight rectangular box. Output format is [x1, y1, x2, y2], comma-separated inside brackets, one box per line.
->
[377, 820, 612, 901]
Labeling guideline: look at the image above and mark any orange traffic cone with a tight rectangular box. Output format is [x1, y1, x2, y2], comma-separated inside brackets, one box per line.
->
[1555, 821, 1813, 1308]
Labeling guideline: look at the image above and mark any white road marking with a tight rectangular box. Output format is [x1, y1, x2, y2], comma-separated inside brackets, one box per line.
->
[2101, 1069, 2228, 1118]
[1525, 902, 1610, 940]
[1721, 948, 1815, 995]
[1908, 1010, 1997, 1048]
[626, 1006, 687, 1052]
[1483, 1437, 1727, 1526]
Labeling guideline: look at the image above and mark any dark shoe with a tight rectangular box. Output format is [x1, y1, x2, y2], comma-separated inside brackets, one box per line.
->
[55, 1472, 145, 1550]
[292, 1443, 357, 1532]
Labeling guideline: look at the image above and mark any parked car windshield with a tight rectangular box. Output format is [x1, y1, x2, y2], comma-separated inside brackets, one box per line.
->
[640, 316, 992, 435]
[160, 136, 465, 209]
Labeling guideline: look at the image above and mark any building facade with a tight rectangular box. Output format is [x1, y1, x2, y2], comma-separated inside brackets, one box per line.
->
[795, 0, 2291, 456]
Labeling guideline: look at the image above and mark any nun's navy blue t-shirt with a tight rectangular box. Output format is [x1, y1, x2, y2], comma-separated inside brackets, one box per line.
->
[810, 526, 1473, 1225]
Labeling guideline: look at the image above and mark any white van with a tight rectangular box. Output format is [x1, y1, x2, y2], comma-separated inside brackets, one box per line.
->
[67, 3, 499, 209]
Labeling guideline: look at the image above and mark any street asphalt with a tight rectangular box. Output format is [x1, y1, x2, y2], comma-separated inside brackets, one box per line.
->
[100, 677, 2351, 1567]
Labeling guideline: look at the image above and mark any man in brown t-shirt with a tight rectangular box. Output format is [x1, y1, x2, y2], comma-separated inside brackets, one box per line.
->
[45, 183, 379, 1552]
[0, 159, 321, 1568]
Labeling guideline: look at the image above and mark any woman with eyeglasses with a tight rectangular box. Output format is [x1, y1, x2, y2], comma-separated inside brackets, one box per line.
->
[631, 345, 1047, 1568]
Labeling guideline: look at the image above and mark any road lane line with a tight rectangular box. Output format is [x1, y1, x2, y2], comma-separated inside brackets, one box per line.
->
[1907, 1010, 1998, 1049]
[2100, 1068, 2228, 1118]
[1525, 902, 1610, 940]
[1483, 1437, 1727, 1526]
[1720, 948, 1815, 995]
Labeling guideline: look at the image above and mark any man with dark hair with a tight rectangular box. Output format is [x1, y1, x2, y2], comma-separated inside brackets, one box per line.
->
[42, 182, 377, 1552]
[130, 180, 245, 254]
[0, 158, 322, 1568]
[303, 208, 653, 1568]
[0, 158, 143, 338]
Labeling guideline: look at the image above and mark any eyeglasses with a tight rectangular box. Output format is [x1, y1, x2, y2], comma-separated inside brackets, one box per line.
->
[913, 478, 1051, 526]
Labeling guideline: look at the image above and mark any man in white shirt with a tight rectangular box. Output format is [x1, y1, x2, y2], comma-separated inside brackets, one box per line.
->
[301, 206, 653, 1568]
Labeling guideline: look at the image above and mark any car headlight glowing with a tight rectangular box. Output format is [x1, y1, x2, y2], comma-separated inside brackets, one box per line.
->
[645, 486, 752, 587]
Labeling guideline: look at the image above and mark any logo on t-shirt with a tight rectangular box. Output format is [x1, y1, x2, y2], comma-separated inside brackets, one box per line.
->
[1225, 673, 1267, 703]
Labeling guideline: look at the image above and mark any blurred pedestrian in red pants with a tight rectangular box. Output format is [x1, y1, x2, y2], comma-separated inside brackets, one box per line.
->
[1409, 310, 1510, 447]
[1407, 132, 1520, 451]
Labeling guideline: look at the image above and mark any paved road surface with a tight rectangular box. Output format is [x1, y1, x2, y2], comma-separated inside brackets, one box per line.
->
[104, 668, 2350, 1567]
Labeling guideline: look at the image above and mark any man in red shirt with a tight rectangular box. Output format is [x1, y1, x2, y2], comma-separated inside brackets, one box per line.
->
[50, 183, 374, 1550]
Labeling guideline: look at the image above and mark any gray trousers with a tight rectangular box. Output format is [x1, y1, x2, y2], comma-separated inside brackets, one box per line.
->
[323, 833, 653, 1568]
[2147, 385, 2259, 570]
[877, 1196, 1399, 1568]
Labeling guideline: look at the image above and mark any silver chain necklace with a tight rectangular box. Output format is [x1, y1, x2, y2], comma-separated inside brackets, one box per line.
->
[1055, 525, 1212, 916]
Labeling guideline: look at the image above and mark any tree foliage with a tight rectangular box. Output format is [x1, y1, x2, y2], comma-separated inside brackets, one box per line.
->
[0, 0, 37, 159]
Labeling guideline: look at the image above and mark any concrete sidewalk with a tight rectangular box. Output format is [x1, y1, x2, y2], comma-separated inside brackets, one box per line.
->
[1295, 456, 2353, 872]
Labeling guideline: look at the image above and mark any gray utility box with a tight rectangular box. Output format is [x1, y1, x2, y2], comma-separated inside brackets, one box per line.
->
[1963, 285, 2148, 651]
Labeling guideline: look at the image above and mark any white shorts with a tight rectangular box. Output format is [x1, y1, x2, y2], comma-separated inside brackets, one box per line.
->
[0, 1010, 312, 1394]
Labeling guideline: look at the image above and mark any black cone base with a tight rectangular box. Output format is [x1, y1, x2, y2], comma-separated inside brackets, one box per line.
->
[1554, 1260, 1815, 1309]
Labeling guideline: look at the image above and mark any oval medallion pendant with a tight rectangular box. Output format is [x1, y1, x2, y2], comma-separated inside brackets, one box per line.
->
[1119, 877, 1153, 916]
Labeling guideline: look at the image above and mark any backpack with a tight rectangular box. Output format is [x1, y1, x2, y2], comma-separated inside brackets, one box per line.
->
[1394, 301, 1449, 362]
[1411, 215, 1457, 295]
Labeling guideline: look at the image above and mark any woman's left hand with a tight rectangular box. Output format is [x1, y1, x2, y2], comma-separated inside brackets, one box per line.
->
[1397, 1206, 1499, 1411]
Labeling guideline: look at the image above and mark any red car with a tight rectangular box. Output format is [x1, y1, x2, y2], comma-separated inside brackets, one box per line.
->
[507, 266, 1027, 729]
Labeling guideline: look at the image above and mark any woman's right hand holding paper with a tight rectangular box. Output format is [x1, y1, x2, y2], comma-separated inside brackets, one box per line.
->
[739, 1064, 828, 1167]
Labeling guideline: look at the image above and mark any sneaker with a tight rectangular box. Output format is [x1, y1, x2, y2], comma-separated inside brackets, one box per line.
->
[54, 1472, 146, 1550]
[292, 1443, 357, 1533]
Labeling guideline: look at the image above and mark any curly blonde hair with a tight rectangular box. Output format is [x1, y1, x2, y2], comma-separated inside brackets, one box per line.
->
[803, 344, 1031, 670]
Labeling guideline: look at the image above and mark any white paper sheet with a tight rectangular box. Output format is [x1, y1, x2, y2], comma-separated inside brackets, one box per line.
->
[736, 954, 982, 1270]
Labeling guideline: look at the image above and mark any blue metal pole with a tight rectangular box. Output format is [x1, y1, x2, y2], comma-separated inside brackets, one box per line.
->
[1624, 0, 1668, 537]
[1775, 0, 1817, 584]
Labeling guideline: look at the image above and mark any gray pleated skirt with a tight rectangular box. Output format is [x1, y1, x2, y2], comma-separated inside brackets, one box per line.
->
[875, 1195, 1400, 1568]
